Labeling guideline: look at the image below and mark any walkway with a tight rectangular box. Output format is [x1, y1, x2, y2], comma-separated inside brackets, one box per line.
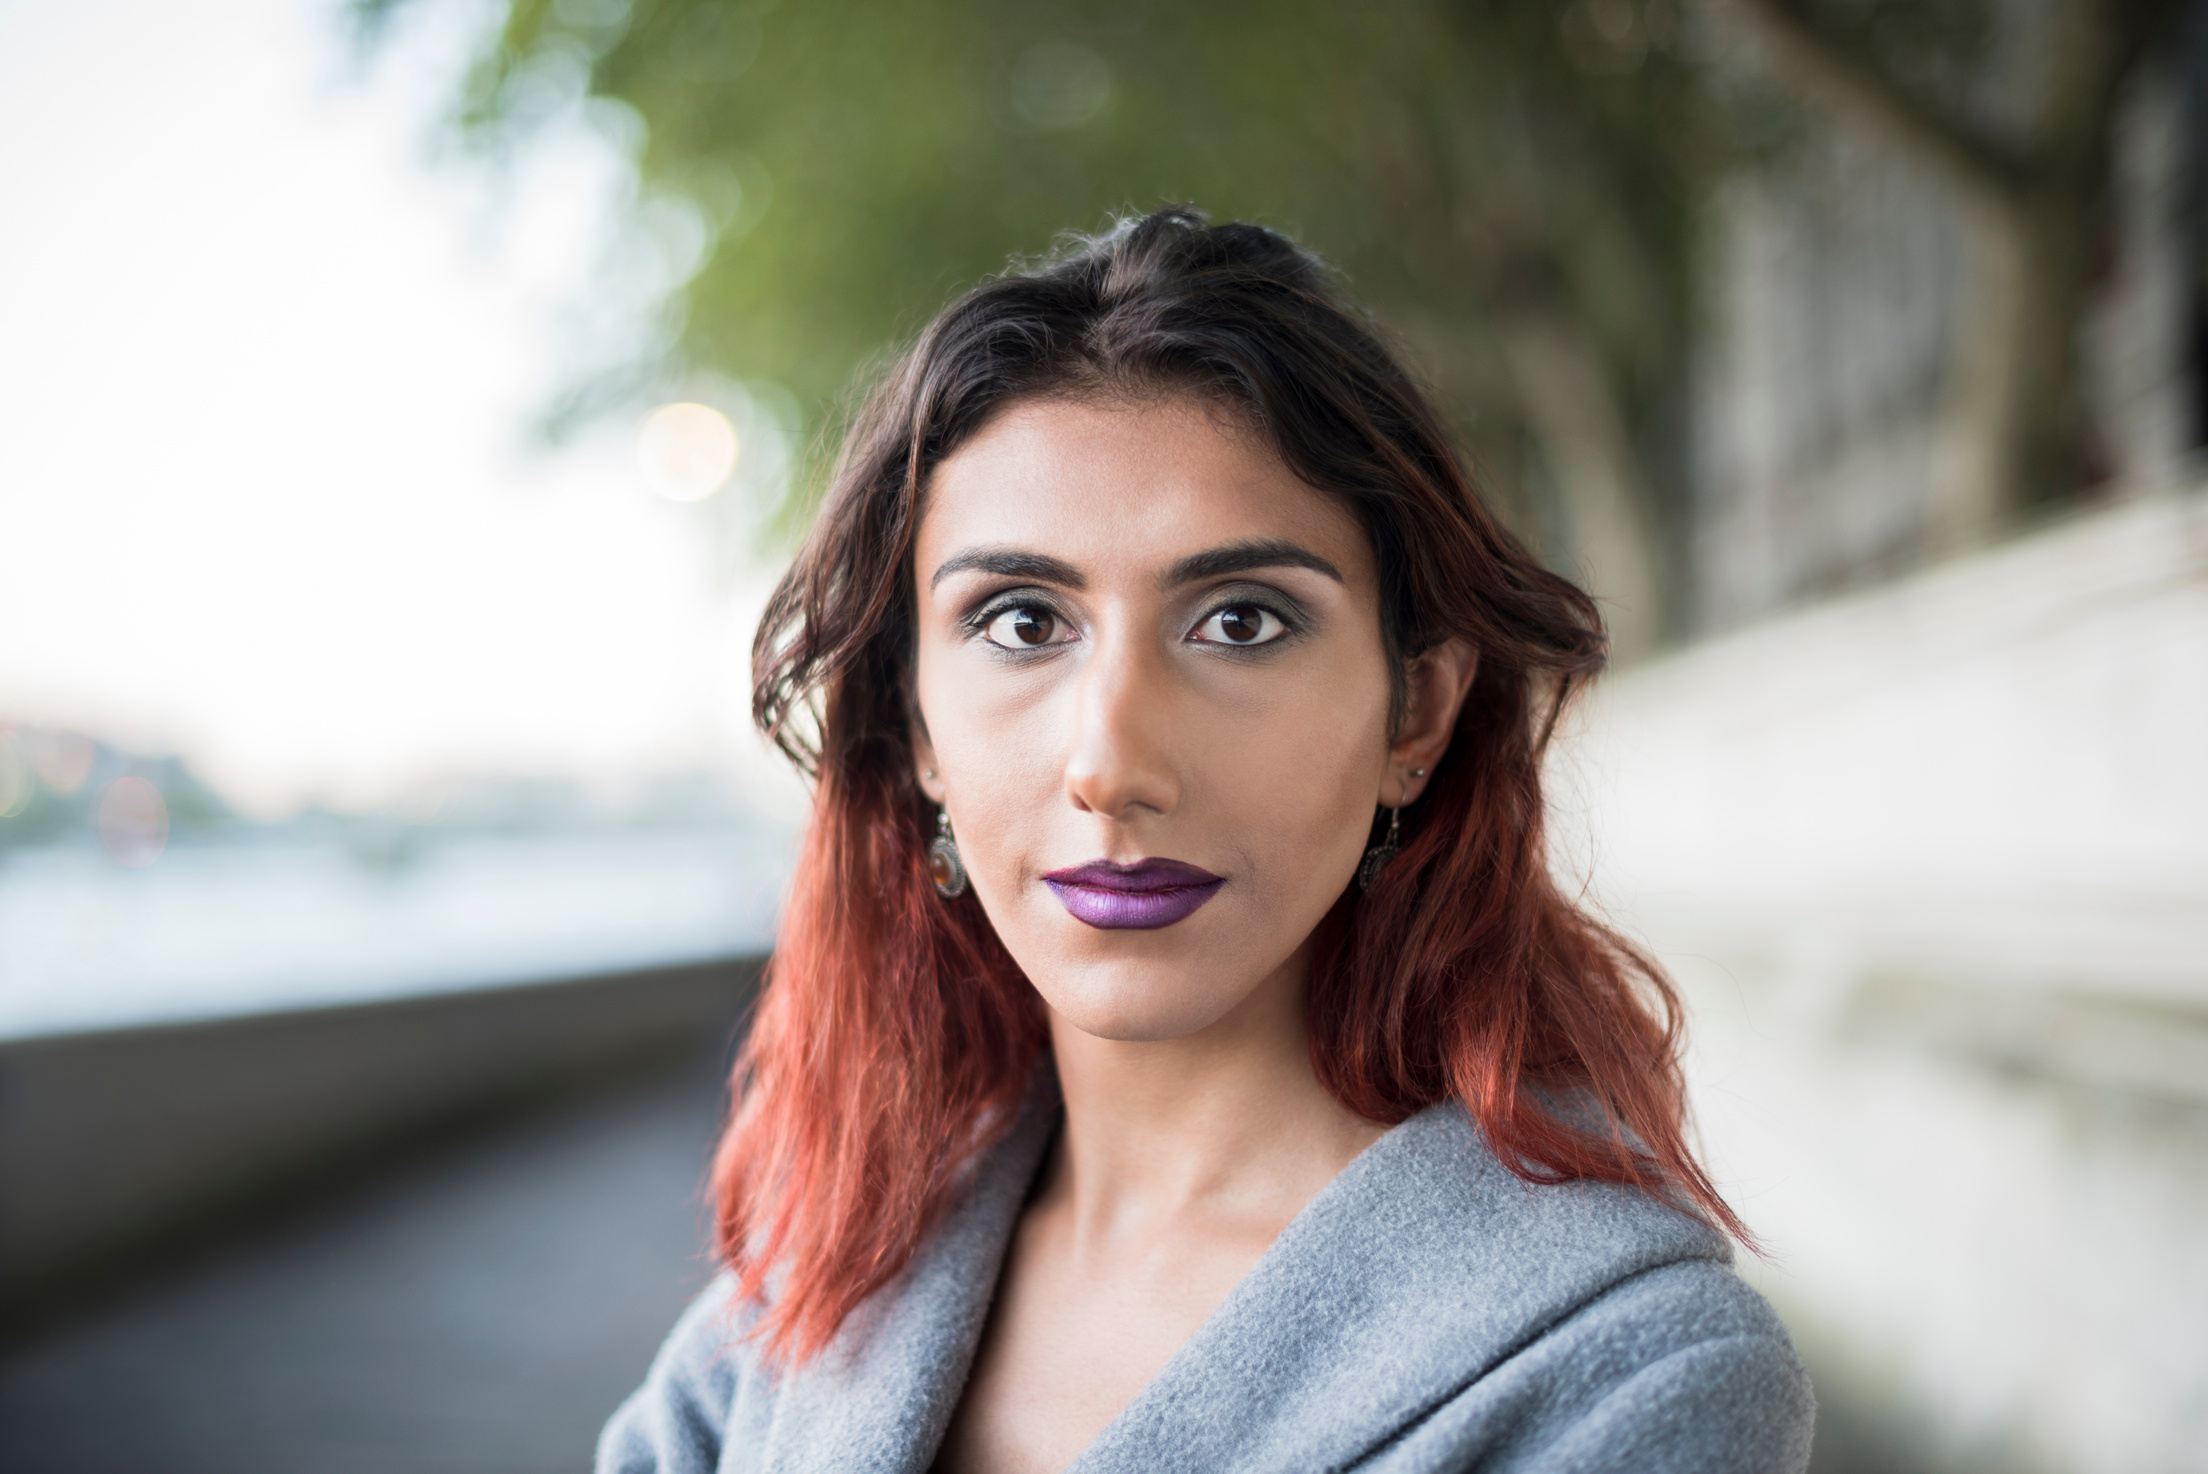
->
[0, 1050, 726, 1474]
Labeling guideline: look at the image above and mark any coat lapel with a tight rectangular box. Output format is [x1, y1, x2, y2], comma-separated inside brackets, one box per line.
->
[1065, 1103, 1726, 1473]
[751, 1080, 1059, 1474]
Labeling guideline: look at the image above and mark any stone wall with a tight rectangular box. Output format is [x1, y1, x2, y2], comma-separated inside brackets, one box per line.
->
[1551, 487, 2208, 1471]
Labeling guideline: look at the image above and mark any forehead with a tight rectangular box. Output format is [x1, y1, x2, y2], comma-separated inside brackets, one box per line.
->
[917, 396, 1373, 585]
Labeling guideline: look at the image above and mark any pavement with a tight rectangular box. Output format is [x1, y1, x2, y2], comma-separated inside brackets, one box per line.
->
[0, 1050, 728, 1474]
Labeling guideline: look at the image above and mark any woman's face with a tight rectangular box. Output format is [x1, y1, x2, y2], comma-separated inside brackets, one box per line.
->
[912, 395, 1450, 1043]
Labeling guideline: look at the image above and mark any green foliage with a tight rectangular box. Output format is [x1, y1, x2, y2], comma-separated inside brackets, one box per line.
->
[1788, 0, 1994, 97]
[373, 0, 1722, 566]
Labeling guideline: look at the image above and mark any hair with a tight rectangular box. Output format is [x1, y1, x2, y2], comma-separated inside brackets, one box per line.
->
[716, 206, 1743, 1366]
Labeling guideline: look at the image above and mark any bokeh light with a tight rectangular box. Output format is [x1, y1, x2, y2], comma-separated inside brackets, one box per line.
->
[97, 775, 169, 867]
[32, 733, 95, 792]
[636, 401, 738, 502]
[0, 734, 26, 818]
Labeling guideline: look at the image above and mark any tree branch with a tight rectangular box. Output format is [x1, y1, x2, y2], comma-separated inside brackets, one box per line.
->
[1719, 0, 2035, 215]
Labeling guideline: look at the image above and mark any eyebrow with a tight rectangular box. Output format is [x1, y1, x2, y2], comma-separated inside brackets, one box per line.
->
[929, 546, 1086, 591]
[1162, 539, 1344, 589]
[930, 538, 1346, 594]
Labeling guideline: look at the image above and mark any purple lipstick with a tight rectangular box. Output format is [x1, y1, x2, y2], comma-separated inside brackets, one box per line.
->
[1042, 858, 1224, 931]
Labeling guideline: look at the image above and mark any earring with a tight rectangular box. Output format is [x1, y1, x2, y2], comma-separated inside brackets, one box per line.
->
[928, 808, 968, 898]
[1358, 805, 1401, 891]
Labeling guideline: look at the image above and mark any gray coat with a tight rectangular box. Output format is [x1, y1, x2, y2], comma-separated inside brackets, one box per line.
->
[599, 1086, 1815, 1473]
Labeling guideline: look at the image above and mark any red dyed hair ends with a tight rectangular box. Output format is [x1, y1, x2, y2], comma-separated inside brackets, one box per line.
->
[720, 208, 1745, 1366]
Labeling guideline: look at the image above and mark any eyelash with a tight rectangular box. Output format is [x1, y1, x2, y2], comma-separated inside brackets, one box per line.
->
[962, 591, 1302, 654]
[1188, 598, 1296, 649]
[968, 597, 1075, 653]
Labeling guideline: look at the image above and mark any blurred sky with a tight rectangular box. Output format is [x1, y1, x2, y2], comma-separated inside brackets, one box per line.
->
[0, 0, 789, 818]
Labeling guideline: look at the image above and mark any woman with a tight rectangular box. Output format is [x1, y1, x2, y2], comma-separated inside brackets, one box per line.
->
[604, 209, 1814, 1473]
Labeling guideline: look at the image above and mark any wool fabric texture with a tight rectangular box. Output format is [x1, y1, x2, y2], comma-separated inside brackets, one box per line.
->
[600, 1084, 1814, 1473]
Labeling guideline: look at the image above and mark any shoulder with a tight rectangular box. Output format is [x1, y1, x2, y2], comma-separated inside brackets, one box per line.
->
[1332, 1100, 1738, 1306]
[596, 1272, 757, 1474]
[1249, 1102, 1815, 1471]
[1072, 1102, 1809, 1471]
[595, 1078, 1061, 1474]
[1394, 1254, 1818, 1473]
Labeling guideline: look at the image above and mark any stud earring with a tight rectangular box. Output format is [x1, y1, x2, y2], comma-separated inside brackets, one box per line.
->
[1358, 804, 1401, 891]
[928, 808, 968, 898]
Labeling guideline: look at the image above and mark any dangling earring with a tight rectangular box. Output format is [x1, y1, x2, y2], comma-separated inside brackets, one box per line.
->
[928, 808, 968, 899]
[1358, 804, 1401, 891]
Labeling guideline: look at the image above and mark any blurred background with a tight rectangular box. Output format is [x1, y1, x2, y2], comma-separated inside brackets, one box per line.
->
[0, 0, 2200, 1470]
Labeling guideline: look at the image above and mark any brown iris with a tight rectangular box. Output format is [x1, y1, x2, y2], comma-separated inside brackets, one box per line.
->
[1217, 605, 1262, 642]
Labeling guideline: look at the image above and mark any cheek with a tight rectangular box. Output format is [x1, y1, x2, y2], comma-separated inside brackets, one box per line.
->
[914, 651, 1064, 854]
[1204, 665, 1391, 873]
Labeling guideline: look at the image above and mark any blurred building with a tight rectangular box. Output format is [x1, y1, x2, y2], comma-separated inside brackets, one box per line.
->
[1690, 7, 2201, 629]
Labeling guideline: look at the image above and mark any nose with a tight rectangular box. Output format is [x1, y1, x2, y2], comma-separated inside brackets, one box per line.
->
[1063, 623, 1182, 822]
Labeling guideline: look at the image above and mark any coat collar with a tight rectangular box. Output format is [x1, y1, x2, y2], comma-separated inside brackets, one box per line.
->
[1068, 1104, 1726, 1472]
[753, 1082, 1724, 1474]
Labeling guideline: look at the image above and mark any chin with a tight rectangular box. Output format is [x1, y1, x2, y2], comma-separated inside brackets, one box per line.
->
[1036, 960, 1249, 1044]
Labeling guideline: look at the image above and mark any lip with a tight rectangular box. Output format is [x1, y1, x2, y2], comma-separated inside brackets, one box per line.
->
[1041, 858, 1225, 931]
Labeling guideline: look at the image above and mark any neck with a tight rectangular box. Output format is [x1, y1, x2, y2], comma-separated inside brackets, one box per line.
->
[1040, 948, 1385, 1250]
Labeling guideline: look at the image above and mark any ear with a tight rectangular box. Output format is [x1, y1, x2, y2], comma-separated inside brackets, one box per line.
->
[1388, 640, 1478, 806]
[911, 719, 946, 804]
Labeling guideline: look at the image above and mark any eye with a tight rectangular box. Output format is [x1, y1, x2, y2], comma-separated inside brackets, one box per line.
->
[980, 603, 1072, 649]
[1191, 603, 1287, 647]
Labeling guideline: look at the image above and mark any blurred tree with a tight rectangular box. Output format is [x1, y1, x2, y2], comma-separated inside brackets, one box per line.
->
[362, 0, 1718, 656]
[1722, 0, 2183, 548]
[363, 0, 2191, 638]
